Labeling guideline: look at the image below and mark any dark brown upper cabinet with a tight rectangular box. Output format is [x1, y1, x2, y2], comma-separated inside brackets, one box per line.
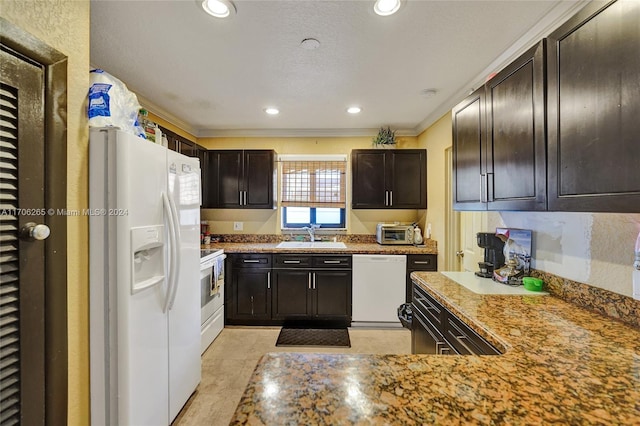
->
[453, 40, 546, 211]
[546, 0, 640, 212]
[206, 150, 275, 209]
[452, 88, 486, 210]
[161, 127, 201, 157]
[351, 149, 427, 209]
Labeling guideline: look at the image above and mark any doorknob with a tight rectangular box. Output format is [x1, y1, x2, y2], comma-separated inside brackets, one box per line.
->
[20, 222, 51, 241]
[455, 250, 464, 258]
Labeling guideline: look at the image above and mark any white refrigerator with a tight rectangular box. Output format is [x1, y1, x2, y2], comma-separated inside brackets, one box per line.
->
[89, 128, 201, 425]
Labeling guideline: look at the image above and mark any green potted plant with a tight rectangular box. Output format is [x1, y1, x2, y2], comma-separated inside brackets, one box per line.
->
[372, 126, 397, 148]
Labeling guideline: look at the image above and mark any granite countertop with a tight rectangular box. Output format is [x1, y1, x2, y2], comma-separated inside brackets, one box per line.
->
[230, 272, 640, 425]
[205, 241, 438, 255]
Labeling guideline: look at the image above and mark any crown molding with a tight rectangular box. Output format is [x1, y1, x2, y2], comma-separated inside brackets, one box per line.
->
[414, 0, 591, 136]
[196, 127, 418, 138]
[136, 94, 199, 136]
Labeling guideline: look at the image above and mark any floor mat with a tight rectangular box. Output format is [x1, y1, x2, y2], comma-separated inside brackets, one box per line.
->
[275, 327, 351, 347]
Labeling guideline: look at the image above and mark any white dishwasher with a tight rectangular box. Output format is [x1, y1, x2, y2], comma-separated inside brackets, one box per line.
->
[352, 254, 407, 324]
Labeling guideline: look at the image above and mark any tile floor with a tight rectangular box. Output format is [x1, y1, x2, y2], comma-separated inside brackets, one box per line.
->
[173, 326, 411, 426]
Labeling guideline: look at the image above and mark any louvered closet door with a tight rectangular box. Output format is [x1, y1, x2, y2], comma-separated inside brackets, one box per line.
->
[0, 46, 46, 426]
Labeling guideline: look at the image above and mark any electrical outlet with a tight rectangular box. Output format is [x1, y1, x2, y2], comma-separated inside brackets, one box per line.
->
[233, 222, 243, 231]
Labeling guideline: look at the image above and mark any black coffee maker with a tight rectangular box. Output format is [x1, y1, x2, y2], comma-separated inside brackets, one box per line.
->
[475, 232, 506, 278]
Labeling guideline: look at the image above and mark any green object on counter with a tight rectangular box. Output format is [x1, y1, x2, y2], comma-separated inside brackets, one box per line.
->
[522, 277, 544, 292]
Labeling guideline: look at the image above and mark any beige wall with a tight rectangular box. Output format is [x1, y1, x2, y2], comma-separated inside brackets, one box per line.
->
[1, 1, 91, 424]
[199, 136, 424, 235]
[416, 114, 452, 269]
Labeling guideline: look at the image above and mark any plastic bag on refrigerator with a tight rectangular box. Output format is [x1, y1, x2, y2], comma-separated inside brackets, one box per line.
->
[88, 69, 144, 138]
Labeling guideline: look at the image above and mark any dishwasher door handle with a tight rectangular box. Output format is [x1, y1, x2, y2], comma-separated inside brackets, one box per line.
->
[364, 257, 400, 262]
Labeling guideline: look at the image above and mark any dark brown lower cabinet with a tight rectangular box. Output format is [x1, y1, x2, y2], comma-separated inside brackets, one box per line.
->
[411, 282, 500, 355]
[411, 308, 452, 355]
[232, 269, 272, 321]
[406, 254, 437, 302]
[313, 270, 351, 319]
[272, 269, 312, 320]
[227, 253, 352, 325]
[226, 254, 272, 324]
[272, 254, 352, 325]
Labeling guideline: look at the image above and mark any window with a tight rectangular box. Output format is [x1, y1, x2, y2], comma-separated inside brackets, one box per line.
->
[280, 156, 347, 229]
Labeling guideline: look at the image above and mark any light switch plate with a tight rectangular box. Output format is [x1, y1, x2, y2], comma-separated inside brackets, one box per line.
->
[233, 222, 243, 231]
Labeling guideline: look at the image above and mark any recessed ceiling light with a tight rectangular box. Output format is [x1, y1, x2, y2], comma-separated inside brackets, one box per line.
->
[264, 107, 279, 115]
[201, 0, 236, 18]
[374, 0, 401, 16]
[347, 106, 362, 114]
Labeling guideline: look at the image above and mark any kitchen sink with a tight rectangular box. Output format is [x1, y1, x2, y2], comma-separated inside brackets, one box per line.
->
[276, 241, 347, 249]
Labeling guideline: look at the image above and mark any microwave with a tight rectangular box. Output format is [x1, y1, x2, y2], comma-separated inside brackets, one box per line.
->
[376, 223, 414, 245]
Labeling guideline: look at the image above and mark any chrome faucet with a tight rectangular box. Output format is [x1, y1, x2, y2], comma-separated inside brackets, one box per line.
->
[303, 224, 321, 242]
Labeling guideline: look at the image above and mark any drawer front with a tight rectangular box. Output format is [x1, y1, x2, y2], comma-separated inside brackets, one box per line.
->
[445, 313, 501, 355]
[274, 254, 313, 268]
[230, 253, 272, 268]
[407, 254, 437, 271]
[411, 306, 452, 355]
[312, 255, 352, 269]
[412, 284, 444, 328]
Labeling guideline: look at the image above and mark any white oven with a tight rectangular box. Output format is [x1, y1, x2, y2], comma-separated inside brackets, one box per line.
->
[200, 249, 225, 354]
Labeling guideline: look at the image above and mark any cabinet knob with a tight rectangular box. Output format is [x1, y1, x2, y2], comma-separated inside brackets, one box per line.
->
[455, 251, 464, 258]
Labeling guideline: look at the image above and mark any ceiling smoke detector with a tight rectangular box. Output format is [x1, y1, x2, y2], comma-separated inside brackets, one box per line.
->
[374, 0, 401, 16]
[421, 89, 438, 99]
[300, 38, 320, 50]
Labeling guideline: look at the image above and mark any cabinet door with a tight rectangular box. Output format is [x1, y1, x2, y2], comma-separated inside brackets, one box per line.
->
[388, 150, 426, 208]
[351, 150, 387, 208]
[313, 270, 351, 320]
[272, 270, 312, 320]
[179, 140, 198, 158]
[205, 151, 218, 208]
[230, 268, 271, 321]
[243, 150, 274, 209]
[452, 88, 486, 210]
[197, 145, 208, 207]
[217, 150, 243, 208]
[547, 0, 640, 212]
[486, 41, 546, 211]
[166, 134, 179, 152]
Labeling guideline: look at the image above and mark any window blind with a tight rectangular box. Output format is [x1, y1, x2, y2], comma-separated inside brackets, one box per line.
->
[281, 160, 346, 208]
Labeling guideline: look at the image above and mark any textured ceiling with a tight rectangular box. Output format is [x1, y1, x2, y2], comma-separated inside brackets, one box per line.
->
[90, 0, 586, 137]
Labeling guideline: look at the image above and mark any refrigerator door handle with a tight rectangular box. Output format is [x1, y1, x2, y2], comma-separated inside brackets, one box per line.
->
[162, 192, 178, 313]
[166, 192, 183, 311]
